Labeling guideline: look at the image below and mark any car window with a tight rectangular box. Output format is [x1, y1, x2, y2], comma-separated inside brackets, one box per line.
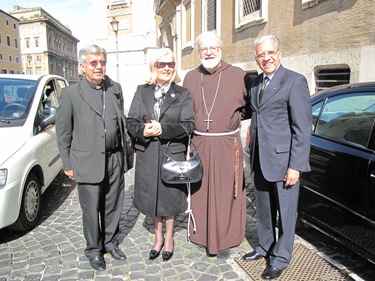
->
[312, 100, 324, 132]
[55, 78, 68, 96]
[315, 92, 375, 147]
[33, 79, 63, 134]
[0, 78, 37, 123]
[42, 79, 60, 109]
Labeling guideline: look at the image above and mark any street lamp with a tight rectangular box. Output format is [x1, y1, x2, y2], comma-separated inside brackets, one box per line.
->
[110, 17, 120, 82]
[27, 55, 32, 74]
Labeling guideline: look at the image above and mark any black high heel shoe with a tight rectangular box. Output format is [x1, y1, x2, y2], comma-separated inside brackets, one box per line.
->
[162, 240, 174, 261]
[149, 241, 164, 260]
[162, 250, 173, 261]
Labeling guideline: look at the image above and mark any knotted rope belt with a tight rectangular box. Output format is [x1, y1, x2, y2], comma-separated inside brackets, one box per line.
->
[192, 127, 241, 200]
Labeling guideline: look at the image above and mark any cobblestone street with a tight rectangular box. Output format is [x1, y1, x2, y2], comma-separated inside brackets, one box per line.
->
[0, 168, 375, 280]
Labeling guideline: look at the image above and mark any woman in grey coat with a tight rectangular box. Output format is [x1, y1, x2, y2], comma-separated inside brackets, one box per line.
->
[126, 48, 194, 261]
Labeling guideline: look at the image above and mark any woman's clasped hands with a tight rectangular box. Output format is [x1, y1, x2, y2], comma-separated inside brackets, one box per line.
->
[143, 120, 162, 137]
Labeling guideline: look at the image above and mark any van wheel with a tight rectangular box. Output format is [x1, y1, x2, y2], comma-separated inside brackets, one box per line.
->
[8, 173, 41, 232]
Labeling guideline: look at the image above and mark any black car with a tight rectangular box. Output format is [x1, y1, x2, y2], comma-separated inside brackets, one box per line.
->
[299, 82, 375, 264]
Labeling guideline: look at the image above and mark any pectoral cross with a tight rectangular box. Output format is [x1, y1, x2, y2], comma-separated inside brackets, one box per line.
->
[204, 113, 213, 131]
[201, 72, 222, 132]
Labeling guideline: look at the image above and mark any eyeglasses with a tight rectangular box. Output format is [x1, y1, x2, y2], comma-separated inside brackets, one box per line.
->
[256, 51, 278, 61]
[198, 46, 221, 54]
[87, 60, 107, 67]
[154, 62, 176, 69]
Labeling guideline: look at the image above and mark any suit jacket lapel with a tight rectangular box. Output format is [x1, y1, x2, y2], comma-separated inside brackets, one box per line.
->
[106, 81, 126, 149]
[142, 85, 156, 117]
[79, 79, 102, 116]
[105, 78, 122, 112]
[252, 75, 262, 108]
[259, 65, 285, 106]
[107, 82, 121, 117]
[141, 83, 179, 120]
[160, 83, 179, 119]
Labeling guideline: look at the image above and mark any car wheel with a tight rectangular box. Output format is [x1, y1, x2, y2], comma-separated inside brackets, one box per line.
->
[8, 173, 41, 232]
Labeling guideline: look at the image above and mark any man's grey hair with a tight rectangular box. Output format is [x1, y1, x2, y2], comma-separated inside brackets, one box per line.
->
[79, 44, 107, 64]
[253, 35, 281, 56]
[195, 31, 224, 50]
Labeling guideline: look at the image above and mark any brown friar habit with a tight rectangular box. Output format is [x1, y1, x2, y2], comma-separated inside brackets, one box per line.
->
[183, 61, 248, 255]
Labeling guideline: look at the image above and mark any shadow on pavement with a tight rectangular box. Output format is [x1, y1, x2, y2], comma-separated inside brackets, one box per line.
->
[117, 186, 139, 244]
[118, 182, 196, 244]
[38, 170, 76, 223]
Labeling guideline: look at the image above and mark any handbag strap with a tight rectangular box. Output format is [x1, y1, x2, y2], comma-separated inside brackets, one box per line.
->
[164, 124, 199, 159]
[163, 124, 190, 154]
[180, 124, 200, 160]
[183, 125, 193, 160]
[180, 124, 198, 239]
[185, 182, 196, 241]
[162, 124, 198, 240]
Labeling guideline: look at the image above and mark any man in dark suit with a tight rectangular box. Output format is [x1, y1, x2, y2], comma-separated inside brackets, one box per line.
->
[56, 44, 129, 271]
[243, 35, 311, 280]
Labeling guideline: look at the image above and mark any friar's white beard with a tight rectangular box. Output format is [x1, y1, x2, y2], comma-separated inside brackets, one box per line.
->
[201, 57, 221, 71]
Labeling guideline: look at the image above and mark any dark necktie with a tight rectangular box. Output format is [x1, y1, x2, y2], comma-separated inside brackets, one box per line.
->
[259, 76, 270, 102]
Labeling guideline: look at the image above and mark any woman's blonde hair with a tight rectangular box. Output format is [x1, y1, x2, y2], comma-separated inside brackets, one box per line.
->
[145, 48, 181, 84]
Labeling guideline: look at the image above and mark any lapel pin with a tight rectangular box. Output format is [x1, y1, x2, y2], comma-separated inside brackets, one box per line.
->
[171, 93, 176, 98]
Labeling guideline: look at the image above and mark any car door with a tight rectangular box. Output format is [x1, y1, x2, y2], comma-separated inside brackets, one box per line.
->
[31, 77, 67, 192]
[362, 134, 375, 257]
[301, 91, 375, 244]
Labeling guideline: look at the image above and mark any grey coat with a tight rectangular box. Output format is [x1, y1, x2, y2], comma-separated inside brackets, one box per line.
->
[56, 76, 130, 183]
[126, 83, 194, 218]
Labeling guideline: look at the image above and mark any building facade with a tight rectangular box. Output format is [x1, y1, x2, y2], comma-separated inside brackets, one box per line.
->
[93, 0, 157, 113]
[0, 10, 22, 74]
[8, 6, 79, 84]
[154, 0, 375, 94]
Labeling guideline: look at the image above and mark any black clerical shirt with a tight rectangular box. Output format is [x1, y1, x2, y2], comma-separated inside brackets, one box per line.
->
[86, 79, 120, 152]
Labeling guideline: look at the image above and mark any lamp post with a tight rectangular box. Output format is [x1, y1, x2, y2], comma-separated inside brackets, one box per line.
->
[27, 55, 32, 74]
[110, 17, 120, 82]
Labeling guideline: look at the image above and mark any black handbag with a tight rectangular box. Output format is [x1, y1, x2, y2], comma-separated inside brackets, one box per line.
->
[125, 137, 134, 172]
[161, 134, 203, 184]
[124, 125, 134, 173]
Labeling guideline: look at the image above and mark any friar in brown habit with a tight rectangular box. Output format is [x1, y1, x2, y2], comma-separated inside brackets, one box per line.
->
[183, 31, 249, 259]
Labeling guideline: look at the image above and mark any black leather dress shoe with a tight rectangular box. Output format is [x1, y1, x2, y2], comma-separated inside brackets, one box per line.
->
[261, 265, 283, 280]
[109, 247, 127, 261]
[242, 250, 263, 261]
[89, 256, 106, 271]
[149, 249, 161, 260]
[162, 240, 174, 261]
[162, 250, 173, 261]
[149, 241, 164, 260]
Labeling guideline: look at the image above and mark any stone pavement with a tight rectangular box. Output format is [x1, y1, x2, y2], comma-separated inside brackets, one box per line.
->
[0, 168, 252, 281]
[1, 167, 375, 280]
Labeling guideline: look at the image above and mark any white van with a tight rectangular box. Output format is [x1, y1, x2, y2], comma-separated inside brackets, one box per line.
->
[0, 74, 68, 231]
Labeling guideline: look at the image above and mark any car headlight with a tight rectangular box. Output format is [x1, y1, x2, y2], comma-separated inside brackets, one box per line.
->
[0, 169, 7, 189]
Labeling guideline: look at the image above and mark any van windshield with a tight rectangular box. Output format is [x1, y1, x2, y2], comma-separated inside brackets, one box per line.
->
[0, 78, 37, 126]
